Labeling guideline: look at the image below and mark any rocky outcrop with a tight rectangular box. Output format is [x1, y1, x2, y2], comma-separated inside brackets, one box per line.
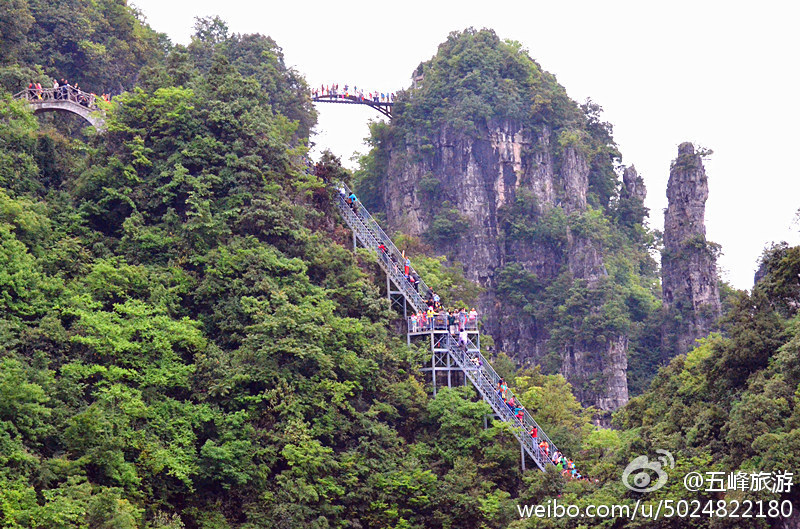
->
[661, 142, 721, 356]
[380, 120, 629, 416]
[622, 166, 646, 204]
[561, 335, 629, 414]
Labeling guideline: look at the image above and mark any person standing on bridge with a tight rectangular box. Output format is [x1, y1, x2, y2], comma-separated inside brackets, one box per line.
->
[389, 254, 401, 275]
[468, 308, 478, 329]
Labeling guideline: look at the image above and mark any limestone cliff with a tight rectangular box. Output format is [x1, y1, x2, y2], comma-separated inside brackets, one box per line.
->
[379, 120, 630, 416]
[661, 142, 721, 356]
[358, 29, 662, 419]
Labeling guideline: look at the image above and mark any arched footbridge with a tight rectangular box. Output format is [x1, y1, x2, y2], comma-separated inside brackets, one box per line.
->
[14, 88, 106, 131]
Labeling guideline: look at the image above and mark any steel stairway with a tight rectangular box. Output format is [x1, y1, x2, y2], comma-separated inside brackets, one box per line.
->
[334, 183, 561, 471]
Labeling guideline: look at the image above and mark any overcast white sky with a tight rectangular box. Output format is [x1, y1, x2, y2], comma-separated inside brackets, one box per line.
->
[131, 0, 800, 290]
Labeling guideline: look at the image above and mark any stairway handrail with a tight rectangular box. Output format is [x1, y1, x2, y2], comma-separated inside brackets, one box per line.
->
[336, 182, 435, 302]
[444, 340, 552, 469]
[334, 188, 561, 469]
[14, 87, 100, 109]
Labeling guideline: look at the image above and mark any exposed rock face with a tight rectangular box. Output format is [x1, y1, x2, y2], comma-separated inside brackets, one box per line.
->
[381, 120, 629, 416]
[661, 142, 721, 356]
[623, 166, 646, 204]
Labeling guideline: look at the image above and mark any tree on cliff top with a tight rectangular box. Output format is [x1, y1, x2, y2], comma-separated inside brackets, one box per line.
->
[373, 28, 623, 212]
[396, 28, 582, 135]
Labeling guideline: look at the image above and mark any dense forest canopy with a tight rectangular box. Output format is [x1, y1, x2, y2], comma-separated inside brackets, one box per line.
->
[0, 0, 165, 94]
[0, 5, 797, 529]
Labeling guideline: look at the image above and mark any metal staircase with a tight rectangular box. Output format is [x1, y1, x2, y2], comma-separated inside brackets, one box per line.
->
[334, 183, 560, 471]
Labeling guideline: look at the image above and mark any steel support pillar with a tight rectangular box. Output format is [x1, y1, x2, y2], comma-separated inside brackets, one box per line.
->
[447, 352, 452, 388]
[431, 332, 436, 396]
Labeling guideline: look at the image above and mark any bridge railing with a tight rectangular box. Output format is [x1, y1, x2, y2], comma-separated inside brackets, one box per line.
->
[312, 93, 393, 106]
[334, 184, 561, 470]
[312, 94, 393, 118]
[444, 339, 554, 470]
[336, 182, 434, 303]
[407, 315, 478, 333]
[14, 87, 99, 110]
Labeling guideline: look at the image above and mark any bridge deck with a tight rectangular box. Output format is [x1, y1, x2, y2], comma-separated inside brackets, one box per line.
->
[312, 94, 393, 118]
[13, 87, 105, 131]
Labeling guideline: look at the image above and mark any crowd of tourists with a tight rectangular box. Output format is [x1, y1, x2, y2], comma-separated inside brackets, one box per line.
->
[340, 186, 587, 480]
[311, 84, 395, 104]
[351, 191, 485, 367]
[409, 307, 478, 334]
[340, 188, 479, 335]
[25, 79, 110, 108]
[497, 379, 590, 480]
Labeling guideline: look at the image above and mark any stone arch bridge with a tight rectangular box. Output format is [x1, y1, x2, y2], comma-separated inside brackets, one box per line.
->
[14, 87, 106, 131]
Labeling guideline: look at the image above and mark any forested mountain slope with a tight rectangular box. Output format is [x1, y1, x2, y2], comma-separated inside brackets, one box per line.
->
[0, 5, 797, 528]
[507, 245, 800, 529]
[0, 0, 164, 94]
[0, 9, 589, 529]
